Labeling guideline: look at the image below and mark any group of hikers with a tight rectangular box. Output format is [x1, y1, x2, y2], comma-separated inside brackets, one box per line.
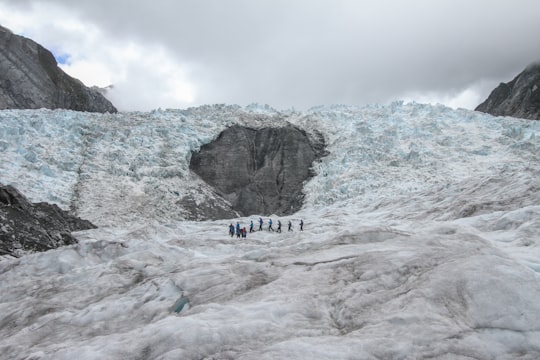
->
[228, 217, 304, 238]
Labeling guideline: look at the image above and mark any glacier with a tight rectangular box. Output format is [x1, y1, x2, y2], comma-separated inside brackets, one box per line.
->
[0, 102, 539, 359]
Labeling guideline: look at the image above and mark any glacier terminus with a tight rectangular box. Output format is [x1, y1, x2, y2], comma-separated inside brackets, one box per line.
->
[0, 102, 539, 359]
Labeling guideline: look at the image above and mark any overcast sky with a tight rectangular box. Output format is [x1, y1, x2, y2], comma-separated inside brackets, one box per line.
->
[1, 0, 539, 111]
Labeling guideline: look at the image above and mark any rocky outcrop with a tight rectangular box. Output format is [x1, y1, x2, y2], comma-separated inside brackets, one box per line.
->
[0, 25, 117, 113]
[0, 184, 96, 258]
[476, 63, 540, 120]
[190, 125, 326, 217]
[180, 191, 240, 221]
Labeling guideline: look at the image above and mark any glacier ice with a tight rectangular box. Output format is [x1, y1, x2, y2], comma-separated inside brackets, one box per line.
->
[1, 103, 538, 226]
[0, 103, 539, 359]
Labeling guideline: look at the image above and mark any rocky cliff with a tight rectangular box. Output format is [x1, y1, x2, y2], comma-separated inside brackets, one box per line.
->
[190, 125, 326, 216]
[476, 63, 540, 120]
[0, 25, 117, 113]
[0, 184, 96, 258]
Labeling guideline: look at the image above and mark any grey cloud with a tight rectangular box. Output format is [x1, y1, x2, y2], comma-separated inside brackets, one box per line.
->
[8, 0, 540, 109]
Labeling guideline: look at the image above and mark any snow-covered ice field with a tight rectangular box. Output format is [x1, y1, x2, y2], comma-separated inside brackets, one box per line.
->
[1, 103, 539, 359]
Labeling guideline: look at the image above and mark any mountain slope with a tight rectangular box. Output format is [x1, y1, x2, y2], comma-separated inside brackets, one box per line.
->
[0, 25, 117, 113]
[476, 62, 540, 120]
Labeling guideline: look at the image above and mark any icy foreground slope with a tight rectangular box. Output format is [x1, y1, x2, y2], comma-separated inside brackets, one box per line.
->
[1, 217, 540, 359]
[1, 103, 540, 359]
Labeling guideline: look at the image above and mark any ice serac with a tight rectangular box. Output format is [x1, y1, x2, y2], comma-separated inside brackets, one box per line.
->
[0, 183, 96, 258]
[190, 124, 326, 216]
[476, 62, 540, 120]
[0, 25, 117, 113]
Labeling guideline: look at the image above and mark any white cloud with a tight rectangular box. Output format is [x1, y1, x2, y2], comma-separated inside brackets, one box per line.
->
[104, 43, 196, 111]
[0, 1, 196, 111]
[400, 77, 505, 110]
[59, 61, 112, 87]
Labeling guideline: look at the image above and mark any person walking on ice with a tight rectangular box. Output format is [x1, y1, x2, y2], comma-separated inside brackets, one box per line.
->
[229, 224, 235, 237]
[299, 219, 304, 231]
[277, 220, 282, 233]
[250, 220, 254, 233]
[259, 217, 263, 231]
[288, 220, 293, 231]
[268, 218, 274, 231]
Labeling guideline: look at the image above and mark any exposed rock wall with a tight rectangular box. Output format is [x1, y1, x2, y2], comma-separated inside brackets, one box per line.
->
[190, 125, 326, 217]
[476, 63, 540, 120]
[0, 25, 117, 113]
[0, 184, 96, 258]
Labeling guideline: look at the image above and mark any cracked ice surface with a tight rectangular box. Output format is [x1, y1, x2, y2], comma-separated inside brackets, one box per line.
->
[1, 103, 539, 359]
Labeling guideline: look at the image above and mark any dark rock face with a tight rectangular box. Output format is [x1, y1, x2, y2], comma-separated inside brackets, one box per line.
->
[190, 125, 326, 217]
[0, 184, 96, 258]
[0, 25, 117, 113]
[476, 63, 540, 120]
[180, 191, 240, 221]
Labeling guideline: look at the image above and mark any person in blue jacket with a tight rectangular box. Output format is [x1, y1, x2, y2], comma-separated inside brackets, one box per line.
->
[250, 220, 254, 233]
[268, 218, 274, 231]
[236, 222, 241, 238]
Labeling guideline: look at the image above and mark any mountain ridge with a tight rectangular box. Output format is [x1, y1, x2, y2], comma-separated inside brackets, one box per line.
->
[0, 25, 117, 113]
[476, 62, 540, 120]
